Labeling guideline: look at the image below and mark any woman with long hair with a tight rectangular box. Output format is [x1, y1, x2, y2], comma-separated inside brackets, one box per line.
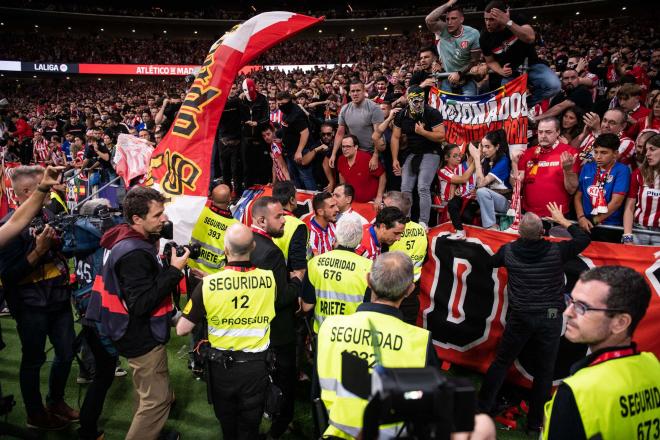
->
[633, 129, 659, 169]
[623, 134, 660, 245]
[559, 106, 585, 147]
[629, 92, 660, 139]
[469, 129, 512, 230]
[437, 143, 476, 239]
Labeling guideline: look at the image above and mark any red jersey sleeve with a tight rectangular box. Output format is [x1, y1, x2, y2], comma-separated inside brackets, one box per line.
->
[628, 169, 642, 199]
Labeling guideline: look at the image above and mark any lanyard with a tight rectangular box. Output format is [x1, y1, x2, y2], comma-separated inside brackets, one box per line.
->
[589, 347, 636, 367]
[250, 226, 272, 241]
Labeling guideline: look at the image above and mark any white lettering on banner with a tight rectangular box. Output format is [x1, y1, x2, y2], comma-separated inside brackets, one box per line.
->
[33, 63, 63, 72]
[438, 92, 528, 124]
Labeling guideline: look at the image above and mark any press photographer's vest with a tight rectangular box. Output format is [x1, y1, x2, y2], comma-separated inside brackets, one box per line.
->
[388, 221, 427, 282]
[50, 191, 69, 214]
[307, 249, 372, 333]
[90, 238, 173, 343]
[543, 351, 660, 440]
[202, 265, 276, 352]
[188, 203, 237, 273]
[317, 311, 430, 439]
[272, 212, 310, 263]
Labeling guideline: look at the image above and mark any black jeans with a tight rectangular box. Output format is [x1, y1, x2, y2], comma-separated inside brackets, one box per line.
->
[241, 137, 272, 188]
[477, 309, 562, 429]
[209, 358, 268, 440]
[399, 282, 420, 326]
[218, 139, 242, 191]
[13, 302, 75, 416]
[269, 343, 297, 438]
[78, 326, 116, 439]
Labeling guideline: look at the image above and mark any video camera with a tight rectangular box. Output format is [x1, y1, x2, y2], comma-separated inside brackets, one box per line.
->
[341, 351, 475, 440]
[163, 241, 201, 261]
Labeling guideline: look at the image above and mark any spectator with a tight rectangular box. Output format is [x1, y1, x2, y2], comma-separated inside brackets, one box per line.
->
[306, 191, 339, 256]
[217, 82, 242, 192]
[409, 46, 441, 97]
[425, 0, 481, 95]
[276, 91, 315, 190]
[479, 202, 590, 435]
[239, 79, 270, 187]
[329, 79, 384, 169]
[480, 0, 561, 106]
[538, 69, 593, 121]
[392, 85, 445, 228]
[438, 143, 477, 239]
[623, 134, 660, 245]
[332, 183, 369, 225]
[579, 109, 636, 167]
[630, 92, 660, 138]
[261, 125, 290, 183]
[514, 118, 579, 218]
[575, 133, 631, 243]
[10, 113, 34, 142]
[559, 106, 586, 147]
[336, 134, 386, 205]
[469, 129, 512, 230]
[617, 83, 650, 139]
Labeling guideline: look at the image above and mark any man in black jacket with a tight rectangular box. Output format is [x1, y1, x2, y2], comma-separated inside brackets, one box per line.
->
[239, 79, 271, 188]
[478, 201, 591, 434]
[249, 196, 302, 439]
[96, 187, 188, 440]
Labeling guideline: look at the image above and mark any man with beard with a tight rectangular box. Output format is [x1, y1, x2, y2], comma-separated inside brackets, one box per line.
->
[538, 69, 594, 121]
[248, 196, 303, 440]
[392, 85, 445, 229]
[239, 78, 270, 187]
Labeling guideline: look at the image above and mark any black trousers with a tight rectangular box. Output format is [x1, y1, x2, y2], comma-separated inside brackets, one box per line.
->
[218, 139, 242, 191]
[209, 358, 268, 440]
[78, 326, 116, 439]
[241, 137, 272, 188]
[477, 309, 562, 429]
[269, 343, 297, 438]
[399, 282, 421, 326]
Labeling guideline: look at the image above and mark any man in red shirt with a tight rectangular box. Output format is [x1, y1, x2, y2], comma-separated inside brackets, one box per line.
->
[356, 206, 406, 260]
[617, 84, 650, 139]
[514, 118, 580, 218]
[10, 113, 34, 142]
[336, 135, 386, 205]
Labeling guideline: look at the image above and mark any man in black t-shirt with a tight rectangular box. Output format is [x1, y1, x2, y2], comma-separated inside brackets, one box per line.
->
[538, 69, 594, 121]
[479, 0, 560, 106]
[391, 86, 445, 228]
[276, 91, 316, 190]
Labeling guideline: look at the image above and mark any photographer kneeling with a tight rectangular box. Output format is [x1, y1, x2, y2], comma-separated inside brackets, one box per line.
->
[0, 165, 78, 430]
[88, 187, 188, 440]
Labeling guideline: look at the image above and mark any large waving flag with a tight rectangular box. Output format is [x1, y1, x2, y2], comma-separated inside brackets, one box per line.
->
[148, 12, 323, 243]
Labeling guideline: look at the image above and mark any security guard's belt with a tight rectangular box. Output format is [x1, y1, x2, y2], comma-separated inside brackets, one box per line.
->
[203, 346, 268, 365]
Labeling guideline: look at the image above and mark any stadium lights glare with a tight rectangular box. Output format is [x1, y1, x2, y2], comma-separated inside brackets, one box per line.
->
[163, 30, 167, 34]
[575, 11, 580, 15]
[98, 78, 102, 81]
[67, 26, 72, 30]
[622, 6, 627, 10]
[533, 15, 537, 19]
[34, 24, 39, 28]
[33, 75, 36, 78]
[318, 29, 322, 33]
[66, 76, 70, 80]
[100, 28, 104, 31]
[418, 25, 422, 28]
[132, 29, 136, 33]
[384, 27, 388, 30]
[1, 22, 4, 26]
[351, 28, 354, 32]
[194, 30, 198, 34]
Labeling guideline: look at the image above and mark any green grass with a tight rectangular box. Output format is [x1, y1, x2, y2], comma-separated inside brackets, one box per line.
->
[0, 316, 530, 439]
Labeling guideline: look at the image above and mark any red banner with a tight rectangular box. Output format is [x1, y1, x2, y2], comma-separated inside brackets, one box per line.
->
[149, 12, 323, 198]
[420, 223, 660, 387]
[1, 162, 20, 212]
[428, 75, 529, 148]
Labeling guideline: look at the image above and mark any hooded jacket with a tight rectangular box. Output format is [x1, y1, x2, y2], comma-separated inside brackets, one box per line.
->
[491, 224, 591, 313]
[90, 224, 183, 358]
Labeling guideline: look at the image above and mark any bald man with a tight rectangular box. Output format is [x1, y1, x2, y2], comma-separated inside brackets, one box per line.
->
[177, 223, 277, 439]
[188, 183, 238, 277]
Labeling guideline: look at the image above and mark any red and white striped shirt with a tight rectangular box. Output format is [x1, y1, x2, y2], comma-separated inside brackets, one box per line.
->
[437, 162, 476, 207]
[306, 217, 336, 256]
[355, 224, 380, 260]
[33, 137, 49, 163]
[269, 141, 288, 182]
[270, 109, 283, 127]
[629, 168, 660, 228]
[579, 132, 636, 168]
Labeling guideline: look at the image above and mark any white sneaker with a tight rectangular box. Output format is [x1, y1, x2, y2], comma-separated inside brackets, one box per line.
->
[448, 230, 466, 240]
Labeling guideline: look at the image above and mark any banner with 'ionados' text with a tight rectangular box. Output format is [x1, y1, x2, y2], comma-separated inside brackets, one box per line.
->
[429, 74, 529, 148]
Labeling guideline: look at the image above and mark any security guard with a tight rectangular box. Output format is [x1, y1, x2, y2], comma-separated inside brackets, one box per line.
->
[188, 183, 238, 276]
[543, 266, 660, 439]
[317, 252, 439, 439]
[271, 180, 309, 273]
[302, 216, 372, 332]
[176, 223, 276, 440]
[47, 182, 69, 214]
[383, 191, 428, 325]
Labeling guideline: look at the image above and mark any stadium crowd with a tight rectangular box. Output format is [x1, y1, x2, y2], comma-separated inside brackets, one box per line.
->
[0, 1, 659, 439]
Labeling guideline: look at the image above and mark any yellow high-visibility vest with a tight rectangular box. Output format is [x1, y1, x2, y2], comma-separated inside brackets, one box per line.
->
[389, 221, 427, 282]
[188, 203, 238, 274]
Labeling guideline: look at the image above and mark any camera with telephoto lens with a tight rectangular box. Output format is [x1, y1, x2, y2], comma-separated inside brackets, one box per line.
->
[163, 241, 201, 260]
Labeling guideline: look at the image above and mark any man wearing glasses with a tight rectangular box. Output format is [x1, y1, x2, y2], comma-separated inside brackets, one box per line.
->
[544, 266, 659, 439]
[478, 201, 591, 435]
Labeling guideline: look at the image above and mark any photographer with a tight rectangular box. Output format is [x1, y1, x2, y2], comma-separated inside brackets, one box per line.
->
[0, 165, 78, 430]
[91, 187, 187, 440]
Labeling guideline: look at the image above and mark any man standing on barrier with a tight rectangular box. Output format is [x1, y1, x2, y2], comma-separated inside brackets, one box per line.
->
[91, 187, 188, 440]
[478, 202, 591, 435]
[176, 223, 277, 440]
[317, 252, 439, 439]
[383, 191, 428, 325]
[543, 266, 660, 439]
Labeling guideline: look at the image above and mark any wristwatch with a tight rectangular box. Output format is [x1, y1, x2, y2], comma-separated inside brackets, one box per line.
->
[506, 19, 513, 27]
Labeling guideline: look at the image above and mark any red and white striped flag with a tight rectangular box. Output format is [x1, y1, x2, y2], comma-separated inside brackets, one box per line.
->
[114, 134, 154, 187]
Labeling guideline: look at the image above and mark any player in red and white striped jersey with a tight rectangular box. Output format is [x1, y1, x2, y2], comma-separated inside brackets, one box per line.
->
[623, 134, 660, 245]
[305, 192, 338, 256]
[579, 109, 636, 168]
[269, 97, 283, 129]
[355, 206, 406, 260]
